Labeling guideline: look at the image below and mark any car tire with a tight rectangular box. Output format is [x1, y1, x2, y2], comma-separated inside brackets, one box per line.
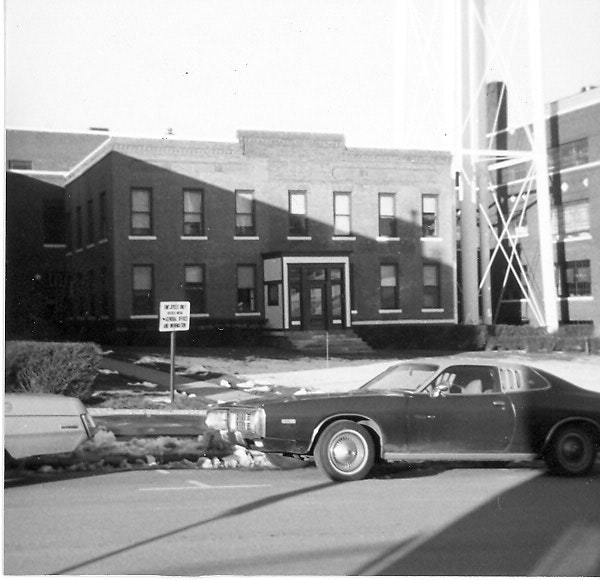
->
[545, 425, 597, 476]
[267, 454, 312, 470]
[315, 420, 375, 482]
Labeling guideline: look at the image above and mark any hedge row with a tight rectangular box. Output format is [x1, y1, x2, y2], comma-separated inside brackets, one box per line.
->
[5, 341, 102, 400]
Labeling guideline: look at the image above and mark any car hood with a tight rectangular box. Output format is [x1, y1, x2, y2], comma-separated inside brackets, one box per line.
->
[210, 388, 410, 409]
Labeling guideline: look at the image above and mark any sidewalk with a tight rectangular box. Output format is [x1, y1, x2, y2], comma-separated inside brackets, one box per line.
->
[97, 357, 260, 409]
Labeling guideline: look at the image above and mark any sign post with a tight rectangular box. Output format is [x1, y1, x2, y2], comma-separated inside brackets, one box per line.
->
[159, 301, 190, 402]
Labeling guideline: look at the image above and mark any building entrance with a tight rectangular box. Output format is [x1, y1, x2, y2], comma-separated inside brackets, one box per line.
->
[288, 264, 345, 330]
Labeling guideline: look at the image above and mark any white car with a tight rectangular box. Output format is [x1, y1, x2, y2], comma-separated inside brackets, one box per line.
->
[4, 393, 96, 462]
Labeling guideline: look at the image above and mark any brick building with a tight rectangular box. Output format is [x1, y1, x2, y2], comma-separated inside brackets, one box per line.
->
[492, 87, 600, 330]
[6, 129, 455, 340]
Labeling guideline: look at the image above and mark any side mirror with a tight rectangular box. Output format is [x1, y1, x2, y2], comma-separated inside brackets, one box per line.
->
[430, 383, 450, 398]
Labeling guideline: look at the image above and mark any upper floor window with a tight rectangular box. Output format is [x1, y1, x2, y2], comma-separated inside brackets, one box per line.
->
[548, 138, 588, 173]
[235, 190, 256, 236]
[184, 265, 206, 313]
[551, 199, 589, 237]
[289, 191, 308, 236]
[422, 194, 439, 237]
[378, 193, 397, 237]
[557, 259, 591, 297]
[99, 192, 108, 240]
[8, 159, 32, 170]
[131, 188, 153, 236]
[333, 192, 351, 236]
[183, 189, 204, 236]
[66, 212, 72, 251]
[423, 264, 440, 308]
[380, 264, 399, 310]
[237, 264, 257, 312]
[132, 265, 154, 315]
[87, 199, 95, 244]
[76, 206, 83, 249]
[43, 199, 65, 245]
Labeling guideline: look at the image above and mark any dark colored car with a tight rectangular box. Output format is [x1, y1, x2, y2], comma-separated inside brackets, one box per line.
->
[205, 358, 600, 481]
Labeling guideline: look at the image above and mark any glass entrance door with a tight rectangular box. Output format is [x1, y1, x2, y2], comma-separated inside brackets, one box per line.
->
[288, 264, 345, 330]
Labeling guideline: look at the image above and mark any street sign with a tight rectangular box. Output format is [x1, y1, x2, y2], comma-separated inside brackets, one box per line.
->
[159, 301, 190, 332]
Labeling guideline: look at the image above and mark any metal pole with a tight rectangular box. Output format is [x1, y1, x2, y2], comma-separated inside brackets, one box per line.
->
[528, 0, 559, 332]
[459, 0, 484, 325]
[169, 331, 176, 403]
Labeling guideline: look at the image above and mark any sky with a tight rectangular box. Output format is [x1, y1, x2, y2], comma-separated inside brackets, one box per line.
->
[5, 0, 600, 151]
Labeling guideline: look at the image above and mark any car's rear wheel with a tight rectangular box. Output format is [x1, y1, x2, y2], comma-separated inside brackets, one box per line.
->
[315, 420, 375, 482]
[545, 425, 597, 476]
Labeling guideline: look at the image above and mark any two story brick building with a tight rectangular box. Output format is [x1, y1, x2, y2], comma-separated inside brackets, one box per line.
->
[62, 130, 455, 338]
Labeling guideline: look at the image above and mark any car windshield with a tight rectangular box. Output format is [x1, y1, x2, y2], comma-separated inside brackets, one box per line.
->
[360, 363, 439, 393]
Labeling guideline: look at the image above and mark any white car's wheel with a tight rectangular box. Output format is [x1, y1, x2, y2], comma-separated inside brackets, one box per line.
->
[315, 420, 375, 482]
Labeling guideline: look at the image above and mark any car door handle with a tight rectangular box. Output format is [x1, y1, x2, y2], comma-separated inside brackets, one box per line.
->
[492, 401, 506, 408]
[414, 414, 436, 420]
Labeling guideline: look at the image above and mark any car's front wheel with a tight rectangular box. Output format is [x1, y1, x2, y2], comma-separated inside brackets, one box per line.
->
[545, 425, 597, 476]
[315, 420, 375, 482]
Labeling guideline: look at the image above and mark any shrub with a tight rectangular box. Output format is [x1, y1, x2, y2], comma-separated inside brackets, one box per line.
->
[5, 341, 102, 400]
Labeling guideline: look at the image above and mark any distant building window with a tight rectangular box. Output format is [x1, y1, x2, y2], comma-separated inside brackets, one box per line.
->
[99, 267, 109, 316]
[333, 192, 351, 236]
[379, 193, 397, 237]
[131, 188, 153, 236]
[132, 265, 154, 315]
[423, 264, 440, 308]
[548, 138, 588, 173]
[380, 264, 399, 310]
[183, 190, 204, 236]
[557, 260, 591, 297]
[184, 265, 205, 313]
[8, 159, 32, 170]
[76, 206, 83, 249]
[551, 199, 589, 237]
[66, 212, 72, 250]
[99, 192, 108, 239]
[87, 199, 94, 244]
[235, 190, 256, 236]
[422, 194, 439, 237]
[289, 191, 308, 236]
[87, 270, 96, 317]
[43, 199, 65, 245]
[237, 265, 257, 312]
[76, 272, 84, 316]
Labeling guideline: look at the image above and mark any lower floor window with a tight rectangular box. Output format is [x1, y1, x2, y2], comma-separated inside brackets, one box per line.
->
[557, 259, 591, 297]
[132, 265, 154, 315]
[184, 265, 206, 313]
[380, 264, 399, 309]
[237, 264, 257, 312]
[423, 264, 440, 308]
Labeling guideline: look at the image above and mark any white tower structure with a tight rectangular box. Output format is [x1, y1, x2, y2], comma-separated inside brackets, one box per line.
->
[454, 0, 559, 331]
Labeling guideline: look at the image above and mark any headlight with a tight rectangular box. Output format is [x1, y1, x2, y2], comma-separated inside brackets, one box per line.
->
[206, 408, 266, 438]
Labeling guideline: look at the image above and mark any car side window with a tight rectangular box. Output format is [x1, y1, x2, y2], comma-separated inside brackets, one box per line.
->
[435, 365, 499, 395]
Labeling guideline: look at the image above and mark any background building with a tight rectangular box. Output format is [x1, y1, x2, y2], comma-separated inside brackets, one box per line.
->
[491, 86, 600, 331]
[6, 129, 455, 342]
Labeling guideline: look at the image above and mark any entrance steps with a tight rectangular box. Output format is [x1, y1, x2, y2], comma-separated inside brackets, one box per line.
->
[267, 330, 374, 356]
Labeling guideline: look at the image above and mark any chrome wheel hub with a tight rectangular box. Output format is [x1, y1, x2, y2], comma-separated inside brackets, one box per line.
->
[329, 431, 367, 472]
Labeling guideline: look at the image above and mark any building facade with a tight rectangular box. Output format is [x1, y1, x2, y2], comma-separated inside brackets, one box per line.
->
[492, 87, 600, 331]
[61, 131, 455, 336]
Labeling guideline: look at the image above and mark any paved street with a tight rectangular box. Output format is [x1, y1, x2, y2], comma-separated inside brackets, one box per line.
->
[5, 464, 600, 576]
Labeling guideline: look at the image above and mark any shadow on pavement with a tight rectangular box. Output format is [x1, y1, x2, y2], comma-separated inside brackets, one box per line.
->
[356, 468, 600, 576]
